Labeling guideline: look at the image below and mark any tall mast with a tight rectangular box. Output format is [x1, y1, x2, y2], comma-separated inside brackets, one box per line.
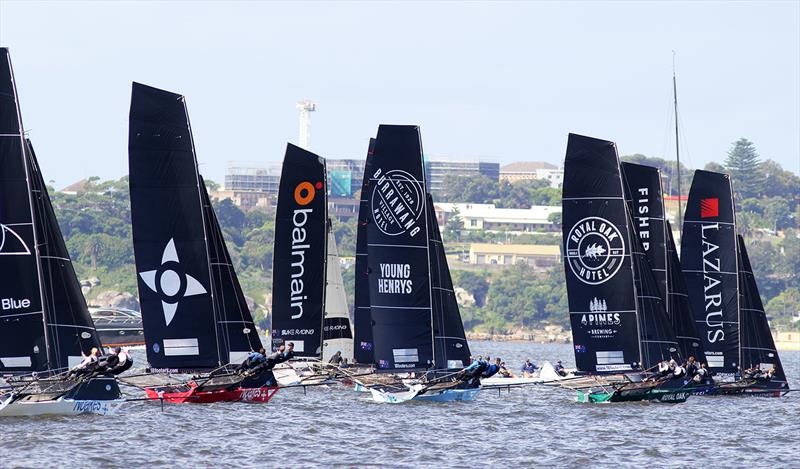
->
[672, 51, 683, 239]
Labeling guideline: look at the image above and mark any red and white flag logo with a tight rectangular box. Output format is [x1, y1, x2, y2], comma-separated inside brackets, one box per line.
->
[700, 198, 719, 218]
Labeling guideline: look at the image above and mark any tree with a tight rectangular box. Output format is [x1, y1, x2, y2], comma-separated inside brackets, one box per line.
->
[547, 211, 562, 230]
[724, 138, 764, 199]
[452, 270, 489, 307]
[441, 174, 499, 203]
[704, 161, 726, 173]
[444, 206, 463, 242]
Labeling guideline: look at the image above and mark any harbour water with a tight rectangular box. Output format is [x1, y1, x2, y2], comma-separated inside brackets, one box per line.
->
[2, 341, 799, 468]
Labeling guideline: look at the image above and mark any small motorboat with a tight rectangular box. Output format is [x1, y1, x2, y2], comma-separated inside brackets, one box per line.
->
[89, 307, 145, 347]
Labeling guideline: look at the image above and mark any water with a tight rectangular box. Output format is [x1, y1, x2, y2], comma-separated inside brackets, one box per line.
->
[2, 341, 799, 468]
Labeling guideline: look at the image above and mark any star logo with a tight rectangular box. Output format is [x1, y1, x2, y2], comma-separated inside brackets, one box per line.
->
[138, 238, 207, 326]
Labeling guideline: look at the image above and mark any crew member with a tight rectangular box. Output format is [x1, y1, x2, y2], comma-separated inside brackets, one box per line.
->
[481, 358, 501, 378]
[669, 359, 686, 379]
[459, 355, 488, 380]
[693, 363, 710, 383]
[684, 356, 698, 378]
[67, 347, 100, 379]
[274, 342, 295, 364]
[329, 351, 343, 366]
[521, 359, 537, 377]
[237, 348, 267, 374]
[554, 360, 567, 377]
[113, 347, 134, 375]
[497, 359, 515, 378]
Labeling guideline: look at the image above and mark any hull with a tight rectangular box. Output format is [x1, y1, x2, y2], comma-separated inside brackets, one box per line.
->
[0, 394, 124, 417]
[576, 388, 690, 404]
[413, 387, 480, 402]
[144, 382, 279, 404]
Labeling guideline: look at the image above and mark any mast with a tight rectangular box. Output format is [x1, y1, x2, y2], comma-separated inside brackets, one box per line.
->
[353, 138, 376, 364]
[672, 51, 683, 238]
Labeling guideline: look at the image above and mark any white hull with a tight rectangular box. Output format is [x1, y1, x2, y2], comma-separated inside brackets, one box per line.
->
[273, 361, 334, 387]
[481, 362, 575, 387]
[0, 394, 125, 417]
[369, 384, 424, 403]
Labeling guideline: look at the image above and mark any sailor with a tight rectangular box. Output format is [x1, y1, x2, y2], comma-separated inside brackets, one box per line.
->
[743, 364, 761, 380]
[329, 351, 344, 366]
[669, 359, 685, 379]
[459, 355, 488, 379]
[497, 359, 515, 378]
[113, 347, 134, 374]
[67, 347, 100, 379]
[684, 356, 698, 378]
[260, 344, 285, 370]
[760, 367, 776, 382]
[554, 360, 567, 377]
[236, 348, 267, 374]
[274, 342, 295, 364]
[520, 359, 537, 377]
[98, 348, 120, 372]
[481, 358, 501, 378]
[693, 363, 710, 383]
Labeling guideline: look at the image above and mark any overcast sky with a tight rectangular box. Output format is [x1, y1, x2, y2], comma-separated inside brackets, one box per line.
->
[1, 1, 798, 187]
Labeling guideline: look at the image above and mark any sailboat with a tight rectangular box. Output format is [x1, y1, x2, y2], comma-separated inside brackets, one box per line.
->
[682, 170, 789, 396]
[269, 143, 353, 386]
[359, 125, 476, 403]
[127, 82, 277, 404]
[0, 48, 124, 416]
[560, 133, 689, 403]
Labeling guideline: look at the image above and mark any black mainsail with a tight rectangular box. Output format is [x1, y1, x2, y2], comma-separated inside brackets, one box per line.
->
[0, 48, 102, 374]
[620, 163, 681, 366]
[129, 82, 261, 371]
[427, 194, 471, 369]
[562, 134, 641, 373]
[737, 235, 787, 385]
[681, 170, 739, 375]
[665, 221, 706, 362]
[353, 138, 375, 364]
[367, 125, 433, 371]
[200, 176, 262, 364]
[271, 144, 327, 358]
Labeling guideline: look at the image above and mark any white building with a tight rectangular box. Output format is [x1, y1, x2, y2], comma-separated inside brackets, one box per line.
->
[500, 162, 564, 188]
[434, 203, 561, 233]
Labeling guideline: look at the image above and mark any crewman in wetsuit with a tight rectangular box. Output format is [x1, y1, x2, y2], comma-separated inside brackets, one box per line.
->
[273, 342, 295, 365]
[481, 358, 501, 378]
[236, 348, 267, 374]
[67, 347, 100, 379]
[113, 347, 134, 375]
[329, 351, 343, 366]
[554, 360, 567, 377]
[459, 355, 488, 380]
[684, 356, 698, 378]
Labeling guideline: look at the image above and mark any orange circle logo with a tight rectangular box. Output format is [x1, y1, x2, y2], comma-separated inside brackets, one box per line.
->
[294, 181, 316, 206]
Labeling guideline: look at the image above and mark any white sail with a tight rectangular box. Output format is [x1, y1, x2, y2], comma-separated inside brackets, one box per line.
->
[322, 228, 354, 362]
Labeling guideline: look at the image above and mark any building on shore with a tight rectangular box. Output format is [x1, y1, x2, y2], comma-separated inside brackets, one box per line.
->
[468, 243, 561, 270]
[500, 161, 564, 188]
[434, 202, 561, 232]
[425, 158, 500, 197]
[210, 189, 272, 212]
[224, 163, 282, 194]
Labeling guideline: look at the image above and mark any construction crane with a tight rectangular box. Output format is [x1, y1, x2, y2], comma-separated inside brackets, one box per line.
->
[296, 100, 316, 150]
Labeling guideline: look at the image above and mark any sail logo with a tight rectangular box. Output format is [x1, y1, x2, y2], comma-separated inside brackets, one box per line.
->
[1, 297, 31, 311]
[287, 180, 322, 320]
[138, 238, 208, 326]
[566, 217, 625, 285]
[294, 181, 322, 206]
[369, 168, 424, 237]
[634, 188, 651, 251]
[700, 198, 719, 218]
[377, 263, 413, 294]
[0, 223, 32, 256]
[701, 223, 725, 343]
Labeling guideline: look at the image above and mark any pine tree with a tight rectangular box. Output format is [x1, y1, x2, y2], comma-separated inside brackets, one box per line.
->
[724, 138, 764, 199]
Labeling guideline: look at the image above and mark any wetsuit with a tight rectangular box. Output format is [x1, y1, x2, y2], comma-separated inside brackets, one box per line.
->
[521, 363, 536, 374]
[275, 350, 294, 365]
[99, 354, 120, 373]
[113, 352, 134, 375]
[237, 351, 266, 373]
[482, 364, 500, 378]
[554, 363, 567, 376]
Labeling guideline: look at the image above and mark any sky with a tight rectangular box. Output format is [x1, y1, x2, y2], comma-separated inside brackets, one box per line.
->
[1, 1, 798, 187]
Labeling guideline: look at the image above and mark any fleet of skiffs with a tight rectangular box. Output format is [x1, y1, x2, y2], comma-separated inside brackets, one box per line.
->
[0, 48, 790, 417]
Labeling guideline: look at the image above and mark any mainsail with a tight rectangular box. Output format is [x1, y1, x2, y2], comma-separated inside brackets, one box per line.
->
[271, 144, 327, 358]
[737, 235, 787, 385]
[322, 222, 354, 362]
[620, 163, 680, 366]
[681, 170, 739, 375]
[199, 176, 263, 364]
[28, 141, 103, 371]
[427, 194, 471, 369]
[353, 138, 375, 364]
[367, 125, 433, 371]
[0, 48, 101, 374]
[129, 82, 261, 371]
[665, 220, 706, 362]
[562, 134, 641, 373]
